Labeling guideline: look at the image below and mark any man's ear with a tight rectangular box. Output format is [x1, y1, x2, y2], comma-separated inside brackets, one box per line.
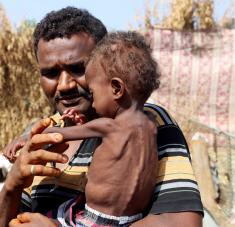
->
[111, 77, 125, 99]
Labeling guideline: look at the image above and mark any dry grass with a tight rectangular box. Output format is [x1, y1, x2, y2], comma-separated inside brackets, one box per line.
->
[135, 0, 235, 31]
[0, 6, 52, 150]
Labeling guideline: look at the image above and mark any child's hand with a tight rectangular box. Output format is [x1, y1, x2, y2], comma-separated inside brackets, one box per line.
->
[2, 136, 28, 163]
[61, 108, 87, 125]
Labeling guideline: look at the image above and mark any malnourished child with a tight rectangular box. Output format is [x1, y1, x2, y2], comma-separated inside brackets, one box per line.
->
[44, 31, 160, 226]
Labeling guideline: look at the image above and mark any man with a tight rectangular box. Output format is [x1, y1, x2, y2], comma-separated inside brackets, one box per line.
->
[0, 7, 203, 226]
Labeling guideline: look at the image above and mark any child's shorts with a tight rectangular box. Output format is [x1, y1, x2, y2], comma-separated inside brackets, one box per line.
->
[75, 204, 143, 227]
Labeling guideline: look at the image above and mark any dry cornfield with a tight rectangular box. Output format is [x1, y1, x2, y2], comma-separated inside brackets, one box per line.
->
[136, 0, 235, 32]
[0, 6, 52, 150]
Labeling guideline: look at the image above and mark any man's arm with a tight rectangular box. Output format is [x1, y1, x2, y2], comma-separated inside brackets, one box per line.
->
[131, 212, 202, 227]
[141, 104, 204, 227]
[0, 185, 23, 227]
[44, 117, 116, 140]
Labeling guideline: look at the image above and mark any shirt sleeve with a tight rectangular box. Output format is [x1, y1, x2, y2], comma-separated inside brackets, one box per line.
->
[144, 103, 204, 215]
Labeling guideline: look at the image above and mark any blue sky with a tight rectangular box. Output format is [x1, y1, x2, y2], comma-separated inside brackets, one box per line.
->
[0, 0, 233, 30]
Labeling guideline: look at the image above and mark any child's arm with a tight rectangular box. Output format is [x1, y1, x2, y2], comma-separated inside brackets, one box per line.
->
[2, 136, 28, 162]
[43, 118, 116, 140]
[2, 118, 42, 162]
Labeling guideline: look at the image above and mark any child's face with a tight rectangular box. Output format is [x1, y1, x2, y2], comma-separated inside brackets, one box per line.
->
[85, 60, 116, 118]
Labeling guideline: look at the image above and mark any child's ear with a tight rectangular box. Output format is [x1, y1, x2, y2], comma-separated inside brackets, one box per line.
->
[111, 77, 125, 99]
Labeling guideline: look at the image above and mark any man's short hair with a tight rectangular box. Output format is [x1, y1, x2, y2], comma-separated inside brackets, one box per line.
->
[33, 7, 107, 56]
[89, 31, 160, 104]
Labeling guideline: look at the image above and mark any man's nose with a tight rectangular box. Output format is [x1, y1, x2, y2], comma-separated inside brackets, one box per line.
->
[57, 71, 77, 91]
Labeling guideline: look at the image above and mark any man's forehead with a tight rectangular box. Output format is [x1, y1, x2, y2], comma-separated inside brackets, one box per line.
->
[37, 34, 96, 66]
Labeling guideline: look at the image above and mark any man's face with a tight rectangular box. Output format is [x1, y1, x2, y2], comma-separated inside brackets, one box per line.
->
[37, 33, 96, 118]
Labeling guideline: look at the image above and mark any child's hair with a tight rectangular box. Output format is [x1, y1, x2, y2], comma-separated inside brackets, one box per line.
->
[88, 31, 160, 104]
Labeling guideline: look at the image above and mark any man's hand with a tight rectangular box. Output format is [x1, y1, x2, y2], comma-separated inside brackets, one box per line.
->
[9, 213, 58, 227]
[0, 118, 69, 226]
[4, 118, 69, 190]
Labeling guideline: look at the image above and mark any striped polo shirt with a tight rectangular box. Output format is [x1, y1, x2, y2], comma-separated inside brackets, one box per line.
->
[20, 103, 203, 216]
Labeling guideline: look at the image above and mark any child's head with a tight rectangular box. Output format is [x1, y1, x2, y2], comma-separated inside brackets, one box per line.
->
[85, 31, 160, 117]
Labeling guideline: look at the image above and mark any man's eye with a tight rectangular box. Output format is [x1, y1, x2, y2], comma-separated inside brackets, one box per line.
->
[69, 64, 85, 76]
[41, 69, 59, 78]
